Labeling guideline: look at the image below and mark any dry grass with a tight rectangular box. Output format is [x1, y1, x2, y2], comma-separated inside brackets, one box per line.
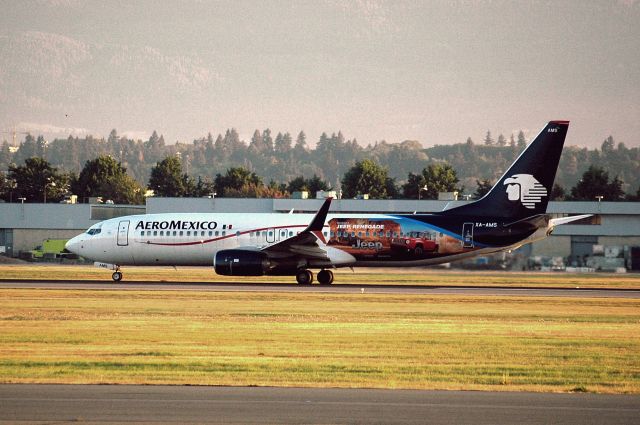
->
[1, 264, 639, 288]
[1, 288, 639, 393]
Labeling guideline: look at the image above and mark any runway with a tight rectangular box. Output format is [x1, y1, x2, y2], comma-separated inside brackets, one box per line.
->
[1, 279, 639, 298]
[0, 384, 638, 425]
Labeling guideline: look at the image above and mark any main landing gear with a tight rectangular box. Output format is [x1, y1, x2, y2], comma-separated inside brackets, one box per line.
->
[295, 269, 334, 285]
[317, 269, 334, 285]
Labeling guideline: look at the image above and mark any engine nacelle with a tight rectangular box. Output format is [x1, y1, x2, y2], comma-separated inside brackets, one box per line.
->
[214, 249, 270, 276]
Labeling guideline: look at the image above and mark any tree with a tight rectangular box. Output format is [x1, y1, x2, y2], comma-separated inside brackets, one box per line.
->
[473, 178, 493, 199]
[294, 131, 307, 151]
[403, 163, 461, 199]
[287, 174, 330, 198]
[483, 130, 494, 146]
[274, 132, 292, 155]
[306, 175, 331, 197]
[286, 176, 307, 193]
[601, 135, 615, 153]
[496, 134, 506, 147]
[190, 176, 216, 197]
[0, 172, 16, 202]
[214, 167, 263, 197]
[570, 165, 625, 201]
[72, 155, 143, 204]
[8, 157, 69, 203]
[401, 172, 427, 199]
[262, 129, 273, 152]
[148, 156, 194, 197]
[97, 173, 145, 205]
[0, 141, 12, 171]
[249, 129, 264, 153]
[341, 159, 391, 199]
[516, 130, 527, 149]
[550, 183, 566, 201]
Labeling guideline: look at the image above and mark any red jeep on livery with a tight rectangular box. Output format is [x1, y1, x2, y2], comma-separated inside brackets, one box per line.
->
[391, 231, 438, 257]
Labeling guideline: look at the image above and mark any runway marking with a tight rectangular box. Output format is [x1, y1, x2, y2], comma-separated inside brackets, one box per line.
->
[1, 280, 639, 298]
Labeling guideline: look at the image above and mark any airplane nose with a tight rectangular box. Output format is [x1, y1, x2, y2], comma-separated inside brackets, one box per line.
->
[65, 236, 81, 254]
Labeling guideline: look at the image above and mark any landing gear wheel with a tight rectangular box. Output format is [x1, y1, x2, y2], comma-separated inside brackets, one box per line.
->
[112, 271, 123, 282]
[317, 269, 334, 285]
[296, 269, 313, 285]
[414, 246, 424, 257]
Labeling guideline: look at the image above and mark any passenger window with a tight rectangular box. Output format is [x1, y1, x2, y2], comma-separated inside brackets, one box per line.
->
[201, 231, 205, 237]
[173, 231, 177, 236]
[179, 231, 183, 236]
[141, 231, 145, 236]
[187, 231, 191, 236]
[222, 231, 226, 236]
[209, 231, 213, 236]
[215, 231, 219, 236]
[153, 231, 158, 236]
[160, 231, 164, 236]
[289, 231, 293, 236]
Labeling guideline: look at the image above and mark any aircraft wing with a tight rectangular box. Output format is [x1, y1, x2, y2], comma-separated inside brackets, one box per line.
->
[259, 197, 334, 261]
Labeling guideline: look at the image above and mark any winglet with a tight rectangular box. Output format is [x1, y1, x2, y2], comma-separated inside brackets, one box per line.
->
[304, 197, 333, 232]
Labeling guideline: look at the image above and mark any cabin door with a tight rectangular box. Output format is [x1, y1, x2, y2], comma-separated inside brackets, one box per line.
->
[462, 222, 474, 248]
[265, 228, 283, 244]
[117, 220, 130, 246]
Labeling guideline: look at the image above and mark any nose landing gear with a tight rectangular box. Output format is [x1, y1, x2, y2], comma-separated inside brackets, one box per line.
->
[111, 267, 123, 282]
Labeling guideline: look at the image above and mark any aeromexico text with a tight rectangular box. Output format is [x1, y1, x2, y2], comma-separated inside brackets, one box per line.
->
[135, 220, 218, 231]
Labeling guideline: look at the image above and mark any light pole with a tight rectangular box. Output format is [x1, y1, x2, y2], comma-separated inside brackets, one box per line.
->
[418, 184, 428, 200]
[44, 180, 56, 203]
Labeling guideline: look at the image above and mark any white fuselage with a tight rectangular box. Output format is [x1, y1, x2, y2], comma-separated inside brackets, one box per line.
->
[66, 211, 557, 269]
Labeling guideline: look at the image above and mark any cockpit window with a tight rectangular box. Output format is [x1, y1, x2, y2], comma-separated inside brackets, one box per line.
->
[86, 225, 102, 235]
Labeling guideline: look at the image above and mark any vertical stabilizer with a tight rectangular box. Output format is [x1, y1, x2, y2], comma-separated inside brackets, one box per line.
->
[446, 121, 569, 219]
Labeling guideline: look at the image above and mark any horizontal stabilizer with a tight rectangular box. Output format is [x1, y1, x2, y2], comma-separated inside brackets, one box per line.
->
[549, 214, 593, 227]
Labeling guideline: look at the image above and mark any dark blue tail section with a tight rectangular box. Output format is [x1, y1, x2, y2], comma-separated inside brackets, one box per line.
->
[446, 121, 569, 219]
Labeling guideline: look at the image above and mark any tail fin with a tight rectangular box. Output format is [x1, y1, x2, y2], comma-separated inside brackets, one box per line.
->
[446, 121, 569, 219]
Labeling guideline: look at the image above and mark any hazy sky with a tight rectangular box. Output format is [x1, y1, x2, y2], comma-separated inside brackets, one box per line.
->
[1, 0, 638, 148]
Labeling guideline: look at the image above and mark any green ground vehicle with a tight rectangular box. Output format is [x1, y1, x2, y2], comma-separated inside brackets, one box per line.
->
[23, 239, 76, 261]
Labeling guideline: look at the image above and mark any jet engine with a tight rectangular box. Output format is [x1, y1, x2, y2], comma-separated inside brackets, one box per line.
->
[214, 249, 271, 276]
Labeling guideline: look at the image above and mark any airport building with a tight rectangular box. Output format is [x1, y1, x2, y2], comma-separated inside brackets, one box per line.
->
[1, 199, 639, 269]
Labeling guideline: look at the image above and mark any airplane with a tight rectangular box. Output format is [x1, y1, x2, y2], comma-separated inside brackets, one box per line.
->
[65, 120, 591, 284]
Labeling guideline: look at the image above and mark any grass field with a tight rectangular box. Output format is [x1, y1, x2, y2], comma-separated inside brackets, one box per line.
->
[1, 287, 639, 393]
[1, 264, 640, 288]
